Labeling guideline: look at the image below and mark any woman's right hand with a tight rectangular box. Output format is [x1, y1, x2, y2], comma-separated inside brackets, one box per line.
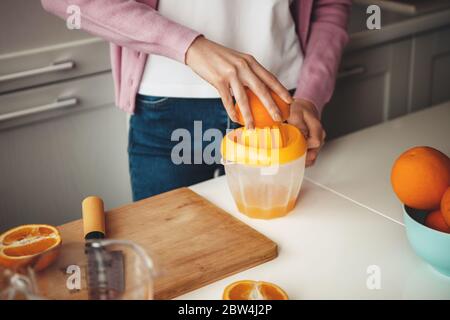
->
[185, 36, 292, 128]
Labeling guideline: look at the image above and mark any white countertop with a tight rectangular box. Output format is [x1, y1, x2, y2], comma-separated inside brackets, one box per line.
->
[178, 102, 450, 300]
[307, 102, 450, 225]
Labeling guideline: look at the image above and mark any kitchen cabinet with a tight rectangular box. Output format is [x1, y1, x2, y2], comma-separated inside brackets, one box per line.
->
[0, 39, 110, 94]
[322, 39, 412, 139]
[0, 0, 110, 94]
[0, 0, 131, 231]
[409, 25, 450, 111]
[0, 73, 131, 230]
[322, 3, 450, 140]
[0, 0, 91, 55]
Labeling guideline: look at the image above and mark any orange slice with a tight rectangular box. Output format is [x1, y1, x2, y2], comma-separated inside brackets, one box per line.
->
[0, 224, 62, 271]
[223, 280, 288, 300]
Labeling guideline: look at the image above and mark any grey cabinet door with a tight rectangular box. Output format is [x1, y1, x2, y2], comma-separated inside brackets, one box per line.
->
[409, 25, 450, 111]
[0, 74, 131, 231]
[0, 39, 110, 94]
[321, 39, 412, 139]
[0, 0, 92, 55]
[0, 0, 110, 94]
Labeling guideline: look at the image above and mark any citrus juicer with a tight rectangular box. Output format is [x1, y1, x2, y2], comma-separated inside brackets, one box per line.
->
[221, 123, 307, 219]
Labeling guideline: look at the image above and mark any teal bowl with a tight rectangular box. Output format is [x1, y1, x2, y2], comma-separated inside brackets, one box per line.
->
[403, 205, 450, 277]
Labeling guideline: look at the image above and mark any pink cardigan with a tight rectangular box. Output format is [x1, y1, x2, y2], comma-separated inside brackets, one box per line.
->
[41, 0, 351, 114]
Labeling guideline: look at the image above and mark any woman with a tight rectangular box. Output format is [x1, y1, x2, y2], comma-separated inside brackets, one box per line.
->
[41, 0, 351, 200]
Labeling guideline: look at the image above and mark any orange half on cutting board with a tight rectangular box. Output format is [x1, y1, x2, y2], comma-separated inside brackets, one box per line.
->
[223, 280, 288, 300]
[0, 224, 61, 271]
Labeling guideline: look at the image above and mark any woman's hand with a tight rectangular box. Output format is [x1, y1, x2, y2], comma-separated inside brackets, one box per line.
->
[287, 98, 326, 167]
[186, 36, 292, 128]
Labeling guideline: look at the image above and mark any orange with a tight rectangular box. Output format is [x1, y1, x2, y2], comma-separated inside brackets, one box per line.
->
[391, 146, 450, 210]
[441, 187, 450, 227]
[0, 224, 61, 271]
[223, 280, 288, 300]
[425, 210, 450, 233]
[235, 88, 290, 127]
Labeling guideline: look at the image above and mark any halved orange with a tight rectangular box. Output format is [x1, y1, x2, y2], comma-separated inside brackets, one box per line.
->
[223, 280, 288, 300]
[0, 224, 61, 271]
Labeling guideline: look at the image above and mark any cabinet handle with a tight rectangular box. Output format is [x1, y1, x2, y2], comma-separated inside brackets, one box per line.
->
[338, 66, 366, 79]
[0, 61, 75, 82]
[0, 98, 78, 122]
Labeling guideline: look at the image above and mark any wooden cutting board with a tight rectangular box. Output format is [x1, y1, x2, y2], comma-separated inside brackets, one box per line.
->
[38, 188, 277, 299]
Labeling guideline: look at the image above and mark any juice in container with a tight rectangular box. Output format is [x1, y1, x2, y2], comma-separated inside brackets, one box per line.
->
[221, 124, 307, 219]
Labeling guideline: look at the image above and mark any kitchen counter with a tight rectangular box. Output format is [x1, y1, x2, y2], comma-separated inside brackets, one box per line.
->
[178, 102, 450, 299]
[347, 3, 450, 52]
[354, 0, 450, 16]
[307, 101, 450, 225]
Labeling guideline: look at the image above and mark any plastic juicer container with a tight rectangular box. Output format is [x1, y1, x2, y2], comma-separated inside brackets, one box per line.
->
[221, 124, 307, 219]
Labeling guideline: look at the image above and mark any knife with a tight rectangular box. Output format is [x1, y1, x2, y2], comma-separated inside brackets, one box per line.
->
[82, 196, 125, 300]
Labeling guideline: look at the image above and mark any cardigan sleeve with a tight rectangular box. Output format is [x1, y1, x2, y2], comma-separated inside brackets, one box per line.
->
[294, 0, 352, 114]
[41, 0, 201, 63]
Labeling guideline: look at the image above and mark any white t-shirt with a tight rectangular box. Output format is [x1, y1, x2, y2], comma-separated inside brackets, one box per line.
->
[138, 0, 303, 98]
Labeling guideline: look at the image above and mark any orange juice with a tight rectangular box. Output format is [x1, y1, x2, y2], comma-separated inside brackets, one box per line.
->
[235, 198, 297, 219]
[231, 185, 298, 219]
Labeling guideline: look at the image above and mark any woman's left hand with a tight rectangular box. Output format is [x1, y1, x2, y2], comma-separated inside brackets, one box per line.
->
[287, 98, 326, 167]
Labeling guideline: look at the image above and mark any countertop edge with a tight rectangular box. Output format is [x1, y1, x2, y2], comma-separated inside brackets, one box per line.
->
[346, 9, 450, 53]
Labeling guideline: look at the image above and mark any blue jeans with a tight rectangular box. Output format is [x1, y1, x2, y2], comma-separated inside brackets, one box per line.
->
[128, 94, 239, 201]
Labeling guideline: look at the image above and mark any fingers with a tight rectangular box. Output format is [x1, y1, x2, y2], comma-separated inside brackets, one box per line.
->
[304, 113, 326, 167]
[186, 39, 292, 123]
[287, 103, 309, 137]
[243, 54, 292, 104]
[288, 101, 326, 167]
[230, 77, 254, 129]
[304, 112, 325, 150]
[217, 84, 238, 122]
[306, 149, 319, 167]
[244, 72, 282, 122]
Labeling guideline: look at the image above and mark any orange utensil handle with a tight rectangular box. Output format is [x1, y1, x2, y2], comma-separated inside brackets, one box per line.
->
[82, 196, 105, 239]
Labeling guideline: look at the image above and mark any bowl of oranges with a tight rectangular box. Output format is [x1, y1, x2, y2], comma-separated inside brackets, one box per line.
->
[391, 146, 450, 276]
